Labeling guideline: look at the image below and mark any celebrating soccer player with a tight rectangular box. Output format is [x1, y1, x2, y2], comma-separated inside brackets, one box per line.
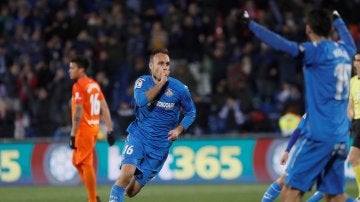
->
[240, 8, 356, 201]
[69, 56, 115, 202]
[109, 49, 196, 202]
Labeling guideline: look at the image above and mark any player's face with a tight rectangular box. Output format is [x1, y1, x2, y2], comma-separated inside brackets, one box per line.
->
[150, 53, 170, 80]
[354, 54, 360, 75]
[68, 62, 80, 80]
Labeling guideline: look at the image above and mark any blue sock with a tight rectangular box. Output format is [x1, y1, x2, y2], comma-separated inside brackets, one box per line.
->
[262, 181, 282, 202]
[345, 196, 354, 202]
[307, 191, 323, 202]
[109, 184, 125, 202]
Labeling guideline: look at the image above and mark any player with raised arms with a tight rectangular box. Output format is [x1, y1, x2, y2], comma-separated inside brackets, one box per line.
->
[240, 8, 356, 202]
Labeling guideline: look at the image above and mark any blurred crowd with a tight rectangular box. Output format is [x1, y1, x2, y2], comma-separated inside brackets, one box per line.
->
[0, 0, 359, 139]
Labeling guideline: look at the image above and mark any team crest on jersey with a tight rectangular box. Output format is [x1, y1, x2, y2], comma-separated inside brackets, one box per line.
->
[165, 88, 173, 97]
[135, 78, 144, 88]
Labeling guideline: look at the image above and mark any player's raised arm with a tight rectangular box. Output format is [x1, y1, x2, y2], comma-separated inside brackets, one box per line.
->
[145, 72, 168, 103]
[240, 11, 300, 57]
[332, 10, 356, 54]
[133, 76, 168, 107]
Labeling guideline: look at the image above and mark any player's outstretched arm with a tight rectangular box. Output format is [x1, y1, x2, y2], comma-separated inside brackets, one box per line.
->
[240, 10, 300, 57]
[333, 10, 356, 53]
[100, 99, 115, 146]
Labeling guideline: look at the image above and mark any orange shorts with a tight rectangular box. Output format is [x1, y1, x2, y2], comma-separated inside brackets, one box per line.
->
[72, 130, 97, 166]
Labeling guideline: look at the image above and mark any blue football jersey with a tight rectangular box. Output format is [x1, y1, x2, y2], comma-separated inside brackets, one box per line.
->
[301, 40, 351, 142]
[249, 17, 355, 142]
[127, 75, 196, 149]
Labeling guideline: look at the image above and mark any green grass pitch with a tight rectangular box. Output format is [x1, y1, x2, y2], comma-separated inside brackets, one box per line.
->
[0, 183, 358, 202]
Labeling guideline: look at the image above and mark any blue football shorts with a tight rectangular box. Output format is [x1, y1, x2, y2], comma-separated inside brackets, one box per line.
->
[121, 134, 169, 186]
[285, 137, 348, 194]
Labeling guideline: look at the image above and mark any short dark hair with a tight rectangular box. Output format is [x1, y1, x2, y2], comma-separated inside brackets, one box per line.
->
[353, 50, 360, 61]
[305, 9, 332, 37]
[149, 48, 169, 62]
[70, 56, 90, 70]
[356, 50, 360, 56]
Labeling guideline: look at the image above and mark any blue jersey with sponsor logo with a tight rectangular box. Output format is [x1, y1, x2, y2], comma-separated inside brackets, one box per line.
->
[127, 75, 196, 149]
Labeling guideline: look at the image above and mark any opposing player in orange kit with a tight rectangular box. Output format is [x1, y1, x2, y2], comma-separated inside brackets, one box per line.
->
[69, 56, 116, 202]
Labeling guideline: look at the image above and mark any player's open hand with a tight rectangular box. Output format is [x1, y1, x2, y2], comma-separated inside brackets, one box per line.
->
[280, 152, 289, 165]
[107, 131, 116, 146]
[69, 136, 76, 149]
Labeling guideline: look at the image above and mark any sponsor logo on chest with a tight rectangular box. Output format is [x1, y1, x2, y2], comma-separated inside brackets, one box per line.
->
[156, 101, 175, 110]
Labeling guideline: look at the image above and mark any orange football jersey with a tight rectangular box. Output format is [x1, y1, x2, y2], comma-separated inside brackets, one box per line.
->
[71, 77, 104, 135]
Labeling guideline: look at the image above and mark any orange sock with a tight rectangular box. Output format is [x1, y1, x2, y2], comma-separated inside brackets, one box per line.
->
[82, 164, 97, 202]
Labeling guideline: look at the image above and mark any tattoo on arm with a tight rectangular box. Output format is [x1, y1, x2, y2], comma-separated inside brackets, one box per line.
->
[71, 104, 83, 136]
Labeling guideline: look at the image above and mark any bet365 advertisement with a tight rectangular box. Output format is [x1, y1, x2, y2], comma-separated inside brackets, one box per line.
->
[0, 139, 355, 185]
